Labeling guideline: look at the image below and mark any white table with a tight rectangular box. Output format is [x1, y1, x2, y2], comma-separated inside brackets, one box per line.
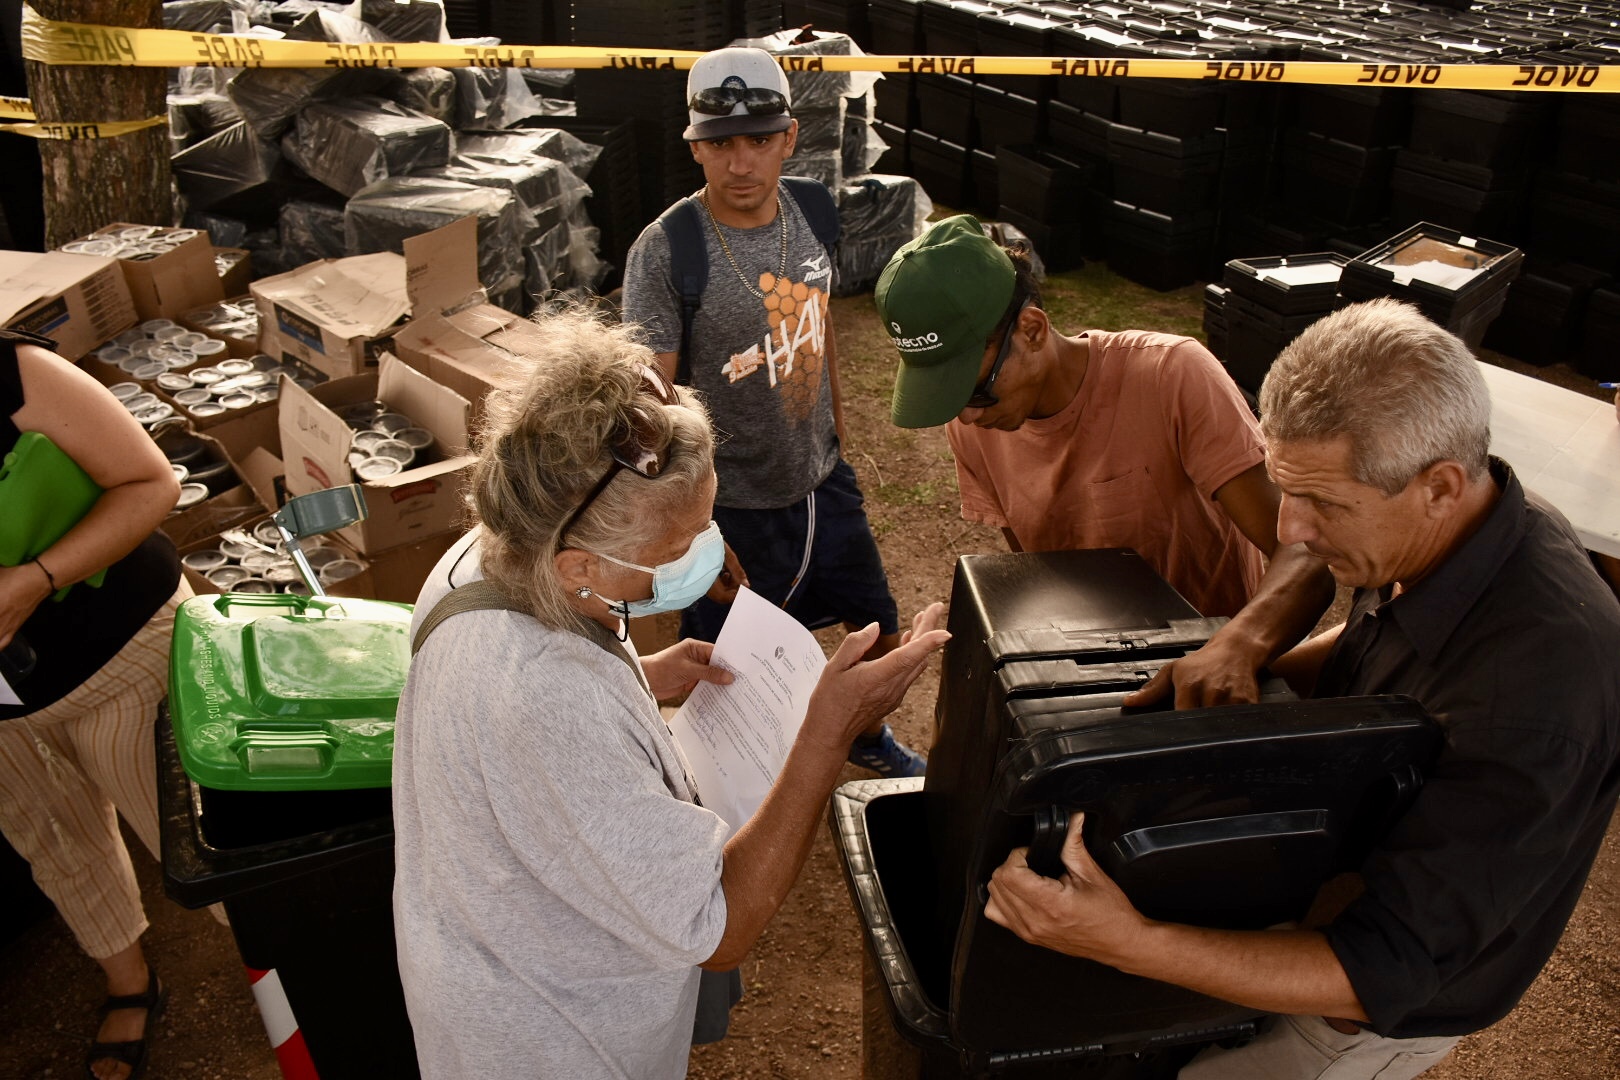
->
[1480, 362, 1620, 558]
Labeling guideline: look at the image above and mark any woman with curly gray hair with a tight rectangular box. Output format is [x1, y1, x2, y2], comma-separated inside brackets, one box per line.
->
[392, 308, 946, 1079]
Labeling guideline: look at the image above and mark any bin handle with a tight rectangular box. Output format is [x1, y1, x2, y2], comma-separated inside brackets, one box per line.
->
[218, 593, 307, 616]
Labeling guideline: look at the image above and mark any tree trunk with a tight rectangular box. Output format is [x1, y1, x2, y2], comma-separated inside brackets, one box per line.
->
[26, 0, 170, 248]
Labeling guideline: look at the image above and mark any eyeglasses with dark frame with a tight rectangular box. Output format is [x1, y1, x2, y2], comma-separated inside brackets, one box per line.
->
[965, 301, 1030, 410]
[688, 86, 790, 118]
[557, 364, 681, 545]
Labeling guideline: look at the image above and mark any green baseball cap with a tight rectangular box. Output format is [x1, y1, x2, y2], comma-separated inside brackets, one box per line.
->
[876, 214, 1016, 429]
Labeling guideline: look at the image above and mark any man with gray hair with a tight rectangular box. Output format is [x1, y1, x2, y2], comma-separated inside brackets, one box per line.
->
[983, 298, 1620, 1079]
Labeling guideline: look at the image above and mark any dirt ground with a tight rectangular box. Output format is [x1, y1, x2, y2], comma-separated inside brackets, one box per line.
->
[2, 275, 1617, 1078]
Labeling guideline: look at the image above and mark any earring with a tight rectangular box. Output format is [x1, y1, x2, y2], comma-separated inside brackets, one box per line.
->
[575, 586, 593, 599]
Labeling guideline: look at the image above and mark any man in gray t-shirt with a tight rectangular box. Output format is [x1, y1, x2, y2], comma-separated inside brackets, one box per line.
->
[622, 46, 924, 781]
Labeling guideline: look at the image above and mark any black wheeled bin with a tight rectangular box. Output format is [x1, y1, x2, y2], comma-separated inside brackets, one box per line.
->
[159, 592, 420, 1079]
[833, 551, 1442, 1077]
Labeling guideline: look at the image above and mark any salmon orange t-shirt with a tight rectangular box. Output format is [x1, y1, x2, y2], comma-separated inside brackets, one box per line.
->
[948, 329, 1266, 617]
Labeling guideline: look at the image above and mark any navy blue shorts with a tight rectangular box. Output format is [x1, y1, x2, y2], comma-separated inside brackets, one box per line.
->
[681, 458, 900, 642]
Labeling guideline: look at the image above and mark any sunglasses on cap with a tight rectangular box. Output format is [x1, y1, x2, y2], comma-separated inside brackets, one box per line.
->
[688, 85, 790, 117]
[558, 364, 682, 545]
[965, 301, 1031, 410]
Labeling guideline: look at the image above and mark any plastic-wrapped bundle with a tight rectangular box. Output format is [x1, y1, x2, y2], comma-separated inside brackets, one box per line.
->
[280, 200, 348, 266]
[519, 68, 574, 100]
[359, 0, 444, 42]
[843, 108, 887, 178]
[422, 156, 573, 235]
[344, 176, 526, 311]
[397, 67, 458, 125]
[790, 101, 845, 158]
[227, 10, 401, 138]
[525, 222, 573, 303]
[281, 96, 453, 198]
[737, 30, 881, 110]
[183, 211, 249, 249]
[162, 0, 247, 32]
[453, 69, 551, 130]
[456, 128, 602, 181]
[173, 120, 286, 214]
[832, 174, 934, 297]
[784, 153, 841, 192]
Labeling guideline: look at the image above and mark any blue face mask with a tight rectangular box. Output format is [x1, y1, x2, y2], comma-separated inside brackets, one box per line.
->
[593, 521, 726, 619]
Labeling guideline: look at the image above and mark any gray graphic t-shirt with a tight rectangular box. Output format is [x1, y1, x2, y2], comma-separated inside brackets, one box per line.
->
[623, 181, 840, 510]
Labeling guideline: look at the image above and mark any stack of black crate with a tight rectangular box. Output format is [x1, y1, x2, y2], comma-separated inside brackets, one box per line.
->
[905, 0, 989, 212]
[1216, 252, 1349, 399]
[867, 0, 924, 181]
[570, 0, 766, 233]
[1483, 79, 1620, 372]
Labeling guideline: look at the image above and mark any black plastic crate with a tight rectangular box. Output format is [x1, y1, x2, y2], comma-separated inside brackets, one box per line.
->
[1552, 96, 1620, 180]
[1572, 285, 1620, 382]
[1407, 89, 1555, 171]
[914, 73, 977, 147]
[907, 129, 971, 207]
[1278, 130, 1397, 228]
[867, 0, 924, 53]
[1290, 84, 1412, 148]
[1223, 291, 1333, 394]
[872, 120, 908, 174]
[1219, 209, 1332, 265]
[1106, 201, 1218, 292]
[1223, 252, 1349, 315]
[919, 0, 993, 58]
[996, 144, 1095, 225]
[1526, 172, 1620, 274]
[1340, 222, 1523, 350]
[1387, 150, 1529, 242]
[972, 84, 1042, 152]
[970, 148, 998, 216]
[1047, 100, 1111, 161]
[1107, 122, 1224, 217]
[975, 7, 1065, 95]
[1482, 259, 1611, 367]
[793, 0, 868, 42]
[1047, 22, 1135, 118]
[999, 203, 1086, 273]
[872, 72, 916, 128]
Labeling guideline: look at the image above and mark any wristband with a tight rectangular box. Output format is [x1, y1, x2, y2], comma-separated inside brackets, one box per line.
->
[32, 558, 57, 592]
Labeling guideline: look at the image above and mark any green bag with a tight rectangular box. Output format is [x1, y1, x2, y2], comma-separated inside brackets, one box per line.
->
[0, 431, 108, 598]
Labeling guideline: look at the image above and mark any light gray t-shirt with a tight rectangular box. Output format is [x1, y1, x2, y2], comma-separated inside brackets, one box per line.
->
[622, 181, 840, 510]
[393, 529, 730, 1079]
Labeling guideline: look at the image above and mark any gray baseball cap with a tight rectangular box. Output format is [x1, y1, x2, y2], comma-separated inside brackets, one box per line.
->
[683, 47, 794, 141]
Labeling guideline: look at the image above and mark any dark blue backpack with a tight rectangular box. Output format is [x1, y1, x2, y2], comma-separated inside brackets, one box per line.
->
[657, 176, 840, 383]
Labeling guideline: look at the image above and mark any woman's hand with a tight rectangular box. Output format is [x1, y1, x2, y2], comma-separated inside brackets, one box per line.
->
[0, 562, 53, 651]
[803, 603, 949, 753]
[641, 638, 735, 702]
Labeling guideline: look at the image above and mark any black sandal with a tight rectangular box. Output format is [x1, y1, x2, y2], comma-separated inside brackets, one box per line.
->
[85, 973, 166, 1080]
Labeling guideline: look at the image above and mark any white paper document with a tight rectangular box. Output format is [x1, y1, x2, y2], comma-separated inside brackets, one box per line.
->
[669, 587, 827, 837]
[0, 672, 19, 707]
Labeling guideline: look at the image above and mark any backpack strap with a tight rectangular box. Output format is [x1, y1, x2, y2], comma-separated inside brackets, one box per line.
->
[410, 579, 652, 700]
[781, 176, 841, 251]
[656, 195, 708, 385]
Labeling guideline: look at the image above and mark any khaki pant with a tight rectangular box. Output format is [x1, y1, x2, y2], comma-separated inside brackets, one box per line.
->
[0, 584, 189, 959]
[1181, 1014, 1460, 1080]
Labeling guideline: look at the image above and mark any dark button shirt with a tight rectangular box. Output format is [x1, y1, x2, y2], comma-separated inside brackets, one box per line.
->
[1318, 460, 1620, 1038]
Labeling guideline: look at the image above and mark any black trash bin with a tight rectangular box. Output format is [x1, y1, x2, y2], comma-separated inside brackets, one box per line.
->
[159, 592, 421, 1079]
[831, 551, 1443, 1078]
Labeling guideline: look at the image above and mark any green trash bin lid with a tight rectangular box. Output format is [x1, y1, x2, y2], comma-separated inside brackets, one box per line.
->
[168, 593, 415, 791]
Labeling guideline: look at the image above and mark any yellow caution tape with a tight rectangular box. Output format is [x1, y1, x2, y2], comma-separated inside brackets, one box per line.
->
[18, 8, 1620, 92]
[1, 95, 34, 121]
[0, 115, 167, 139]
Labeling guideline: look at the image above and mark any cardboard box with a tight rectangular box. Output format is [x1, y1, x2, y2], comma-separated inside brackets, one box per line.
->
[65, 223, 224, 321]
[251, 216, 481, 381]
[0, 250, 137, 359]
[393, 301, 542, 428]
[161, 431, 274, 549]
[279, 352, 474, 553]
[214, 246, 252, 298]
